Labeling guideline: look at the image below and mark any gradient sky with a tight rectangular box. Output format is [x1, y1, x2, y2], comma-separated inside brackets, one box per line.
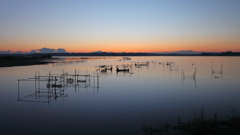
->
[0, 0, 240, 53]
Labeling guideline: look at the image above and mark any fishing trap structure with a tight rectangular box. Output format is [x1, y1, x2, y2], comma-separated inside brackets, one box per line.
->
[18, 70, 100, 104]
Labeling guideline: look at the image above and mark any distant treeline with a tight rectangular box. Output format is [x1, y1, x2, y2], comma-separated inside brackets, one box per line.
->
[200, 51, 240, 56]
[1, 51, 240, 57]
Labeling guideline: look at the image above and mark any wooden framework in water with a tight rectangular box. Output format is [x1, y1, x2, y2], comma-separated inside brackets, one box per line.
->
[18, 70, 100, 104]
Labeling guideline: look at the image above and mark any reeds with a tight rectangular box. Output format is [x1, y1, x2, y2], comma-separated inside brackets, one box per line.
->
[142, 109, 240, 135]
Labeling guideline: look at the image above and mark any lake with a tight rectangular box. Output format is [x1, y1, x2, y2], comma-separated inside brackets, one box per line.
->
[1, 56, 240, 135]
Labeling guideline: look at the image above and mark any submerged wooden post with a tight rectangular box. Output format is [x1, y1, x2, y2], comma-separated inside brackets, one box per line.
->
[55, 76, 57, 86]
[97, 73, 99, 87]
[221, 64, 223, 74]
[88, 74, 90, 85]
[77, 69, 79, 81]
[59, 73, 62, 84]
[48, 71, 51, 82]
[63, 69, 65, 87]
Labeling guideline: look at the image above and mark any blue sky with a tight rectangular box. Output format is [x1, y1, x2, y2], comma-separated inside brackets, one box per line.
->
[0, 0, 240, 52]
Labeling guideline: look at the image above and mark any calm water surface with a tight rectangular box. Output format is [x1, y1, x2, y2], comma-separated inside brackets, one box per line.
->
[1, 56, 240, 135]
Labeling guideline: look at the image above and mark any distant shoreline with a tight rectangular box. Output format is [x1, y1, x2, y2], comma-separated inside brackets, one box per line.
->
[1, 52, 239, 67]
[1, 51, 239, 57]
[0, 55, 56, 68]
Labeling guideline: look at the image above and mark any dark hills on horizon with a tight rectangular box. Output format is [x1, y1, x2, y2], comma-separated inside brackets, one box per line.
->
[1, 51, 239, 57]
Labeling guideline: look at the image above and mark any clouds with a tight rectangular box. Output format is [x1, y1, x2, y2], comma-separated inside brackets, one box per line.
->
[0, 48, 69, 54]
[56, 48, 67, 53]
[29, 48, 68, 53]
[30, 50, 38, 53]
[91, 50, 103, 53]
[37, 48, 56, 53]
[0, 50, 10, 54]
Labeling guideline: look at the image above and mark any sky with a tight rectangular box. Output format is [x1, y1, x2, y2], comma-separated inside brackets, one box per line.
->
[0, 0, 240, 53]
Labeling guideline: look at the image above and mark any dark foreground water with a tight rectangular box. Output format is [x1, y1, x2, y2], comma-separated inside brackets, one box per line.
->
[1, 56, 240, 135]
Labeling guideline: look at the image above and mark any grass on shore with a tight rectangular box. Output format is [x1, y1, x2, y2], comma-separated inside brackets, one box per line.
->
[142, 109, 240, 135]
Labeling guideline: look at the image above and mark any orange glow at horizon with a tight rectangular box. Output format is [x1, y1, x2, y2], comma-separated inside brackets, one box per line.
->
[1, 39, 240, 53]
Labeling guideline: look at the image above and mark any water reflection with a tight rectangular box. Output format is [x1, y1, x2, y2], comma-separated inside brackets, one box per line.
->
[1, 56, 240, 135]
[52, 57, 87, 66]
[211, 64, 223, 79]
[181, 68, 197, 88]
[118, 57, 131, 61]
[95, 65, 113, 72]
[18, 78, 66, 104]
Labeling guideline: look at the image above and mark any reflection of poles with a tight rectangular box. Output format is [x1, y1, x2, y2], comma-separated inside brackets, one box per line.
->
[75, 70, 76, 90]
[193, 68, 197, 79]
[93, 72, 95, 88]
[97, 73, 99, 93]
[54, 87, 57, 101]
[60, 73, 62, 86]
[212, 64, 223, 74]
[18, 79, 20, 101]
[194, 76, 197, 89]
[194, 68, 197, 88]
[181, 70, 185, 86]
[62, 69, 65, 88]
[66, 72, 68, 88]
[163, 62, 165, 75]
[48, 81, 50, 104]
[18, 69, 100, 103]
[38, 71, 40, 100]
[221, 64, 223, 74]
[211, 64, 223, 79]
[54, 76, 57, 86]
[181, 68, 197, 88]
[77, 69, 79, 81]
[88, 74, 90, 85]
[62, 89, 64, 103]
[93, 71, 95, 95]
[35, 71, 37, 99]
